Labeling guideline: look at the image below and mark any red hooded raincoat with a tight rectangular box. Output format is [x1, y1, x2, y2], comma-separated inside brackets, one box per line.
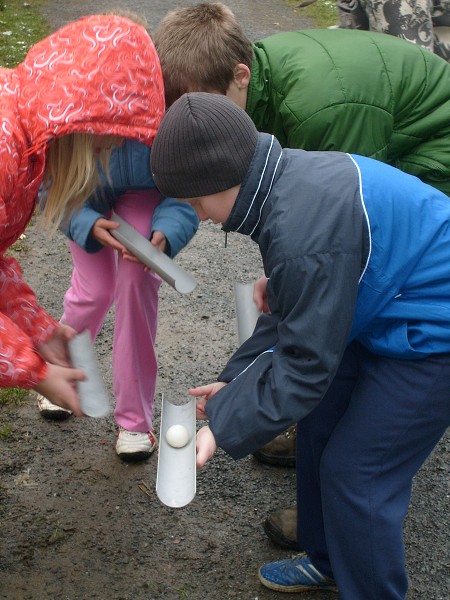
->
[0, 14, 164, 388]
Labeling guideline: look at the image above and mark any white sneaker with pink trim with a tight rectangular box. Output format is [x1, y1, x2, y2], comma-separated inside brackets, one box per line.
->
[115, 427, 158, 462]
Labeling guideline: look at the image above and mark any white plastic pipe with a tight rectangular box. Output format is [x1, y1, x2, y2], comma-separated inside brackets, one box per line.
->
[111, 214, 197, 294]
[234, 281, 261, 346]
[156, 395, 196, 508]
[68, 331, 111, 418]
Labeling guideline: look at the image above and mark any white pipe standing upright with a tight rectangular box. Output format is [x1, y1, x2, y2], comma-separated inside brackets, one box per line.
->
[234, 281, 261, 346]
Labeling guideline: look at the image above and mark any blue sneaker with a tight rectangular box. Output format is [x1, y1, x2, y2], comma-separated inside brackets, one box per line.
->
[259, 552, 338, 593]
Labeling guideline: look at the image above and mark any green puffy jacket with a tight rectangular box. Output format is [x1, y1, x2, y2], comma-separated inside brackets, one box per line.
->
[247, 28, 450, 195]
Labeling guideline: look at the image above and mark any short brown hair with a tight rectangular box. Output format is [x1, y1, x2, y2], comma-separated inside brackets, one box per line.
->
[153, 3, 254, 106]
[105, 9, 149, 31]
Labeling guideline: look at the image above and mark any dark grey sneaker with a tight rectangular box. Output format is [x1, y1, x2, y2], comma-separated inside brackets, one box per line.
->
[262, 503, 299, 550]
[253, 424, 296, 467]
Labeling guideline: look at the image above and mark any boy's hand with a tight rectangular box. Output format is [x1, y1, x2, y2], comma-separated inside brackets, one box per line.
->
[131, 229, 168, 272]
[196, 425, 217, 468]
[253, 275, 270, 313]
[188, 382, 227, 419]
[33, 363, 85, 416]
[123, 230, 168, 270]
[36, 324, 77, 367]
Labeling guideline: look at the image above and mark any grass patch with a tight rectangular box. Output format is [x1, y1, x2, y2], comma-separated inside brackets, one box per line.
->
[287, 0, 338, 28]
[0, 387, 28, 407]
[175, 584, 193, 600]
[0, 0, 49, 67]
[0, 387, 28, 437]
[0, 421, 12, 438]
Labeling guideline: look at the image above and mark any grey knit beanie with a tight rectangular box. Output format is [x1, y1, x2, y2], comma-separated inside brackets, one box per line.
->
[151, 92, 258, 198]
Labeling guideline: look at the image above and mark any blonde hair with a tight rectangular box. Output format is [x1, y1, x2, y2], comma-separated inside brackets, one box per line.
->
[153, 3, 253, 107]
[41, 134, 112, 233]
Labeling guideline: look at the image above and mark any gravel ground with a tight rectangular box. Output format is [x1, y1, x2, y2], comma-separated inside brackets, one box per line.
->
[0, 2, 448, 599]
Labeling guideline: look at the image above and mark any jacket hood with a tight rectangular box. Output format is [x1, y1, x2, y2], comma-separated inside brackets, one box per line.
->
[222, 133, 283, 242]
[14, 14, 165, 154]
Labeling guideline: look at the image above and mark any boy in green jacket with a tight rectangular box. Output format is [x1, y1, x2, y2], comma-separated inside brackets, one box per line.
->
[153, 1, 450, 546]
[154, 3, 450, 196]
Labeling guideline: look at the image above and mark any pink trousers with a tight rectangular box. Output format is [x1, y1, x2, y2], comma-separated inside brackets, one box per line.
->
[61, 190, 161, 432]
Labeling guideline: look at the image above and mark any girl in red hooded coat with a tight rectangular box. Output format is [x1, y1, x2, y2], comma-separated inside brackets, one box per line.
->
[0, 13, 164, 415]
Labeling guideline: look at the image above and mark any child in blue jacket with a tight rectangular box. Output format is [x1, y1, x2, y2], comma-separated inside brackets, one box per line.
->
[150, 92, 450, 599]
[38, 139, 199, 461]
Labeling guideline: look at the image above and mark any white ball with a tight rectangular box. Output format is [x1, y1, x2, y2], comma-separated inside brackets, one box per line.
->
[166, 424, 190, 448]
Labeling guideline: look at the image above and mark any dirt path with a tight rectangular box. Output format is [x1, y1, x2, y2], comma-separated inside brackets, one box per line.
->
[1, 2, 449, 599]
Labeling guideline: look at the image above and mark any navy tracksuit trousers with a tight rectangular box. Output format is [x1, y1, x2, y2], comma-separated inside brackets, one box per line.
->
[296, 341, 450, 600]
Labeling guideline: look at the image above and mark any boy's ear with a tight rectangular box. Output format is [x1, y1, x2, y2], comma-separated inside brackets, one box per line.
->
[233, 64, 251, 90]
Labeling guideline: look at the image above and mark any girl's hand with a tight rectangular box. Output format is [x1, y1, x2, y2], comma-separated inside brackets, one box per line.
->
[196, 425, 217, 469]
[33, 363, 85, 416]
[253, 275, 270, 313]
[189, 382, 227, 419]
[150, 230, 167, 253]
[91, 218, 127, 253]
[36, 324, 77, 367]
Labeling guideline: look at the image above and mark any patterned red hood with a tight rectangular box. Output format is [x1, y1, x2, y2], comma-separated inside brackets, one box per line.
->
[16, 14, 164, 150]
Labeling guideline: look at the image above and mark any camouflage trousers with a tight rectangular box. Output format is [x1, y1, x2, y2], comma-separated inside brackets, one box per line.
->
[336, 0, 450, 61]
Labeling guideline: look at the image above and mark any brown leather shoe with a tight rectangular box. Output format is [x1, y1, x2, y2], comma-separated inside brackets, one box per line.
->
[253, 424, 296, 467]
[262, 504, 299, 550]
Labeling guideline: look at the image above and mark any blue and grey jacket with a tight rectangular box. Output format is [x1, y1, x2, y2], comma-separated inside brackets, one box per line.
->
[206, 133, 450, 459]
[64, 139, 199, 257]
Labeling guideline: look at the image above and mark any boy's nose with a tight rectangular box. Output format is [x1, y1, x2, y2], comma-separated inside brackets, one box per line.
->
[196, 208, 208, 221]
